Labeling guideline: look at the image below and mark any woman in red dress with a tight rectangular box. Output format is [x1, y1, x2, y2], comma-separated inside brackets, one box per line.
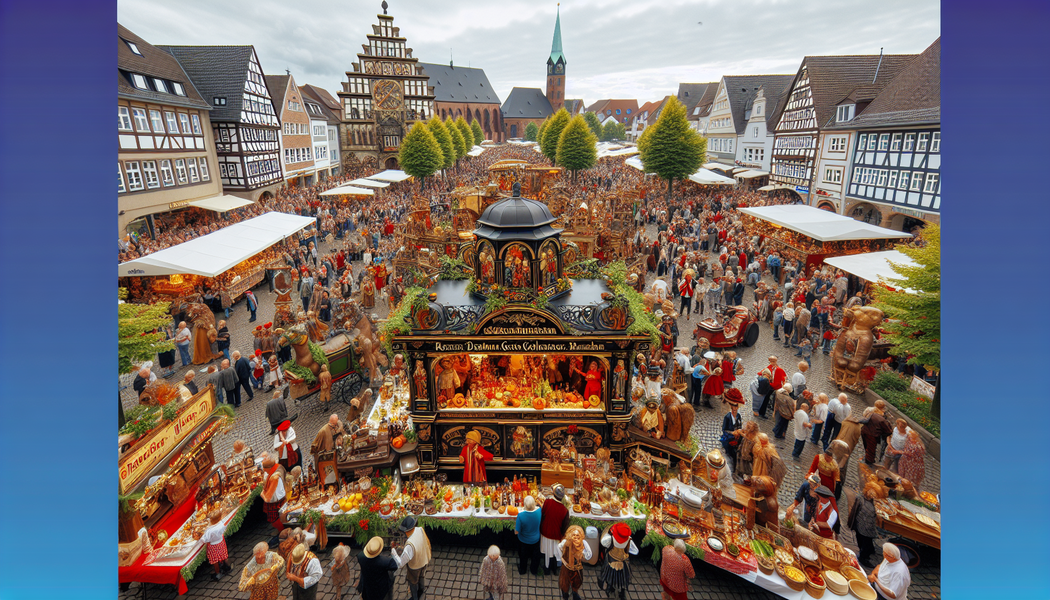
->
[574, 361, 604, 402]
[701, 358, 724, 406]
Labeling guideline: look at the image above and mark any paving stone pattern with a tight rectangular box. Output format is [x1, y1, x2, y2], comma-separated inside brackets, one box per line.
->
[120, 226, 940, 599]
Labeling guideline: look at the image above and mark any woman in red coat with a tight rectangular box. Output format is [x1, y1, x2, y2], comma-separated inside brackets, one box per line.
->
[460, 430, 493, 483]
[701, 359, 724, 406]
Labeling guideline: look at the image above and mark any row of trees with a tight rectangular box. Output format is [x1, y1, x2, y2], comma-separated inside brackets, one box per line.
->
[399, 115, 486, 189]
[525, 112, 625, 143]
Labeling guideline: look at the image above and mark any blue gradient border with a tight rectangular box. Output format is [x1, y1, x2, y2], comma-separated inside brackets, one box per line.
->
[0, 0, 1048, 598]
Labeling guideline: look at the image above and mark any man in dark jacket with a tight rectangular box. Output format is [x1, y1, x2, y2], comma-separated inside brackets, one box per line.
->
[266, 390, 296, 435]
[218, 359, 241, 407]
[357, 537, 399, 600]
[232, 350, 254, 402]
[133, 367, 151, 398]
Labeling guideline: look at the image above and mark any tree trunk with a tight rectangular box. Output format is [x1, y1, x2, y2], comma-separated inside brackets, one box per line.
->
[666, 177, 674, 201]
[930, 372, 940, 420]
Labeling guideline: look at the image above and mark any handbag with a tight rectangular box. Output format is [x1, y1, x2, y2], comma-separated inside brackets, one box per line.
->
[719, 431, 739, 447]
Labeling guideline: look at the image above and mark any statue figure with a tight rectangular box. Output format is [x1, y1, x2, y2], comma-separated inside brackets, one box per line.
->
[660, 388, 695, 442]
[831, 305, 885, 388]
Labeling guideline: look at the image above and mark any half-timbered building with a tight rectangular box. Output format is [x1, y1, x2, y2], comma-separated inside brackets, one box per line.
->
[117, 24, 221, 235]
[770, 53, 916, 203]
[162, 44, 283, 200]
[338, 7, 436, 169]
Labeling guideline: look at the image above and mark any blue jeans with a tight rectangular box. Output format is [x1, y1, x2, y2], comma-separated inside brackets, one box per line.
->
[220, 347, 231, 361]
[792, 438, 806, 458]
[821, 417, 841, 450]
[773, 414, 790, 438]
[810, 422, 824, 444]
[177, 343, 191, 366]
[782, 320, 794, 344]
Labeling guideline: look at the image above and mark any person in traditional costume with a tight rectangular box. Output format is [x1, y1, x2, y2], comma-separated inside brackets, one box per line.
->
[201, 509, 233, 581]
[310, 414, 343, 486]
[751, 434, 787, 493]
[734, 421, 760, 479]
[478, 545, 509, 600]
[638, 399, 665, 439]
[720, 388, 745, 468]
[572, 360, 603, 402]
[558, 525, 592, 600]
[700, 357, 724, 408]
[305, 311, 329, 343]
[361, 275, 376, 309]
[261, 472, 286, 538]
[540, 485, 571, 575]
[661, 388, 695, 442]
[597, 522, 638, 600]
[318, 364, 332, 404]
[328, 544, 352, 600]
[274, 420, 301, 470]
[393, 517, 432, 600]
[357, 536, 399, 600]
[239, 542, 286, 600]
[612, 360, 627, 399]
[459, 430, 493, 483]
[286, 543, 323, 600]
[806, 448, 841, 493]
[809, 486, 839, 539]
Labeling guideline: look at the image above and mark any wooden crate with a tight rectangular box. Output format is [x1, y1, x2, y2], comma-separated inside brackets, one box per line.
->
[541, 465, 575, 489]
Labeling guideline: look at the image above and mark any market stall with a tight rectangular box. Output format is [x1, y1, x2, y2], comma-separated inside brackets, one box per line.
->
[823, 250, 918, 294]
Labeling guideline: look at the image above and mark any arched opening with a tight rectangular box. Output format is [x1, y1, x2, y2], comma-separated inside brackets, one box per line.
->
[849, 202, 883, 225]
[441, 108, 447, 120]
[816, 201, 836, 212]
[888, 213, 928, 235]
[474, 109, 481, 123]
[483, 110, 490, 129]
[385, 156, 398, 169]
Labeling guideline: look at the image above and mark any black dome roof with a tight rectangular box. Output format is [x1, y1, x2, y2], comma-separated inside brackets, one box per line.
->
[476, 195, 557, 229]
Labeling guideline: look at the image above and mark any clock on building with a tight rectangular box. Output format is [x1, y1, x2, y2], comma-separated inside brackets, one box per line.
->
[373, 79, 404, 111]
[555, 63, 563, 74]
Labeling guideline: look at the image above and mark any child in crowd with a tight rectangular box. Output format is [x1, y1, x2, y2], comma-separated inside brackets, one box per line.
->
[201, 509, 232, 581]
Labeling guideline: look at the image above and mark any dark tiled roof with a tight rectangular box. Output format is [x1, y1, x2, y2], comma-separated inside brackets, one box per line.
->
[117, 24, 209, 109]
[417, 63, 501, 104]
[800, 53, 918, 128]
[722, 75, 794, 134]
[688, 84, 719, 121]
[501, 88, 553, 119]
[299, 84, 342, 111]
[828, 107, 940, 129]
[160, 45, 257, 122]
[848, 38, 940, 125]
[264, 75, 290, 112]
[677, 82, 717, 115]
[299, 86, 341, 124]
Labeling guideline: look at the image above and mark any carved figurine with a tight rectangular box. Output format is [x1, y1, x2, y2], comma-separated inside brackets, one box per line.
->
[831, 305, 885, 388]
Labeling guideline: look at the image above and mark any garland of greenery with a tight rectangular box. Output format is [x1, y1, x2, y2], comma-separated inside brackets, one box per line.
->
[380, 286, 425, 359]
[613, 283, 660, 346]
[180, 483, 262, 583]
[569, 515, 647, 533]
[483, 287, 509, 314]
[532, 293, 550, 310]
[437, 255, 472, 280]
[564, 258, 603, 279]
[602, 261, 628, 286]
[675, 435, 699, 458]
[120, 405, 162, 437]
[640, 530, 705, 564]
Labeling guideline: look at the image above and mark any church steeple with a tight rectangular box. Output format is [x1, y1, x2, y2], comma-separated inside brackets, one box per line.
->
[546, 4, 566, 112]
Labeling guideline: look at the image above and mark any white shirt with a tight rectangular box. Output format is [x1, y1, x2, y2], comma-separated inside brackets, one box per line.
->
[782, 307, 795, 321]
[600, 535, 639, 555]
[557, 539, 593, 563]
[876, 558, 911, 600]
[890, 427, 910, 452]
[816, 499, 838, 527]
[295, 557, 324, 589]
[176, 327, 191, 344]
[812, 402, 829, 424]
[274, 428, 299, 459]
[833, 400, 852, 422]
[652, 279, 669, 302]
[791, 372, 806, 390]
[393, 542, 414, 568]
[200, 521, 227, 545]
[675, 353, 691, 373]
[793, 410, 810, 441]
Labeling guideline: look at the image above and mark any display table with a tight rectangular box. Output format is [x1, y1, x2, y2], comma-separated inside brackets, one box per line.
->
[119, 484, 261, 595]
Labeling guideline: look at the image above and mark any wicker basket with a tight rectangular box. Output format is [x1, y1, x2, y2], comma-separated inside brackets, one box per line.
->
[817, 542, 846, 570]
[757, 556, 774, 576]
[805, 577, 827, 598]
[777, 563, 806, 592]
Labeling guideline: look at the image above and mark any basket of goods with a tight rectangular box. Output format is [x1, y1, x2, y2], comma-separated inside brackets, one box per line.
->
[774, 548, 795, 566]
[804, 565, 827, 598]
[797, 544, 822, 569]
[848, 579, 877, 600]
[823, 570, 849, 596]
[726, 542, 740, 558]
[408, 500, 424, 515]
[777, 563, 807, 592]
[817, 541, 847, 569]
[839, 565, 866, 584]
[425, 503, 438, 515]
[756, 555, 775, 575]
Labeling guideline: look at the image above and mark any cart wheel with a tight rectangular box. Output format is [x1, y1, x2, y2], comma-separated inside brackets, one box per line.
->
[888, 538, 922, 569]
[741, 323, 760, 347]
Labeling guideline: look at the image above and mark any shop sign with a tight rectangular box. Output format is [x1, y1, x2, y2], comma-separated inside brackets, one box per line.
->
[795, 186, 810, 193]
[909, 376, 935, 399]
[476, 309, 566, 337]
[433, 340, 607, 353]
[118, 387, 216, 493]
[168, 200, 191, 210]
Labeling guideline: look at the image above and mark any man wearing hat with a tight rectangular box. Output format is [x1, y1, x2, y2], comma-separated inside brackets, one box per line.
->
[720, 388, 745, 466]
[286, 543, 323, 600]
[274, 420, 301, 470]
[809, 486, 839, 539]
[597, 522, 638, 600]
[459, 430, 493, 484]
[638, 399, 665, 439]
[357, 536, 399, 600]
[540, 484, 571, 575]
[785, 474, 822, 527]
[393, 516, 432, 600]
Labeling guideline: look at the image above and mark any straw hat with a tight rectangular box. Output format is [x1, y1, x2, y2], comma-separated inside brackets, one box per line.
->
[364, 536, 384, 559]
[706, 449, 726, 470]
[291, 544, 307, 564]
[465, 430, 481, 445]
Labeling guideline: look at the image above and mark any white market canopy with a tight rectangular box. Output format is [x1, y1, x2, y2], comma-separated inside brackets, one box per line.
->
[118, 212, 315, 278]
[187, 194, 254, 213]
[738, 205, 913, 242]
[688, 169, 736, 185]
[368, 169, 412, 182]
[703, 162, 734, 171]
[823, 250, 917, 285]
[349, 178, 390, 188]
[319, 185, 374, 196]
[625, 155, 644, 170]
[758, 183, 795, 192]
[736, 170, 769, 179]
[467, 145, 486, 157]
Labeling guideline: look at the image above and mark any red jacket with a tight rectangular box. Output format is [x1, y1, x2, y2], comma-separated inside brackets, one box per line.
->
[768, 365, 787, 390]
[539, 498, 569, 540]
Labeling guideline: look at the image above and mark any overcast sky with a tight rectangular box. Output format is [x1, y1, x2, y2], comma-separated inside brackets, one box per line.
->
[119, 0, 939, 107]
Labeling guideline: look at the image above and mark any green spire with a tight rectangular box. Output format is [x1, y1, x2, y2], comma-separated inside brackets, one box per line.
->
[549, 4, 565, 65]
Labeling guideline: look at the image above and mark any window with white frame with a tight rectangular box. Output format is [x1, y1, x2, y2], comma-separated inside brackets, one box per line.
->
[898, 171, 910, 189]
[910, 172, 924, 191]
[118, 164, 126, 193]
[867, 135, 877, 151]
[753, 127, 759, 138]
[917, 132, 929, 152]
[876, 169, 888, 186]
[924, 172, 939, 192]
[125, 161, 144, 191]
[142, 160, 160, 189]
[213, 97, 227, 106]
[160, 160, 174, 186]
[930, 132, 940, 153]
[165, 112, 179, 134]
[174, 159, 187, 184]
[187, 158, 200, 182]
[903, 133, 915, 151]
[123, 39, 142, 56]
[151, 78, 167, 94]
[130, 73, 148, 89]
[888, 170, 898, 189]
[179, 114, 191, 134]
[172, 82, 185, 96]
[132, 108, 150, 132]
[836, 104, 854, 123]
[878, 134, 890, 151]
[852, 168, 862, 183]
[191, 114, 202, 135]
[829, 136, 846, 152]
[823, 167, 842, 183]
[890, 133, 902, 151]
[314, 125, 326, 137]
[288, 100, 301, 111]
[118, 107, 133, 131]
[198, 158, 210, 181]
[857, 134, 866, 150]
[149, 110, 165, 133]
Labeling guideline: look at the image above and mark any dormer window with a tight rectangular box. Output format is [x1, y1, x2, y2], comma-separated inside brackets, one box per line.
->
[836, 104, 855, 123]
[152, 78, 167, 93]
[172, 82, 186, 96]
[214, 97, 227, 106]
[123, 39, 142, 56]
[130, 73, 148, 90]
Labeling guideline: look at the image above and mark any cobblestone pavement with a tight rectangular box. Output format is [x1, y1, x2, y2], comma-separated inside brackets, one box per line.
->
[121, 226, 940, 599]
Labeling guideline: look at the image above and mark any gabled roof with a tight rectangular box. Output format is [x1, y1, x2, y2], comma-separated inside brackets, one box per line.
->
[687, 84, 719, 121]
[719, 75, 795, 134]
[160, 45, 257, 122]
[299, 86, 341, 124]
[676, 82, 716, 116]
[501, 87, 553, 119]
[548, 5, 565, 65]
[118, 24, 210, 110]
[264, 74, 291, 112]
[828, 38, 940, 129]
[416, 63, 501, 104]
[585, 99, 639, 124]
[299, 84, 341, 112]
[796, 52, 918, 129]
[647, 96, 673, 126]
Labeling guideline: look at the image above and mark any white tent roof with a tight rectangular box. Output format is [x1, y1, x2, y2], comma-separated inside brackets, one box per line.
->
[349, 178, 389, 188]
[319, 185, 374, 196]
[625, 155, 644, 170]
[467, 145, 486, 157]
[688, 169, 736, 185]
[736, 170, 769, 179]
[738, 205, 913, 242]
[187, 195, 254, 212]
[368, 169, 412, 182]
[823, 250, 917, 285]
[118, 212, 315, 277]
[758, 183, 794, 192]
[703, 162, 734, 171]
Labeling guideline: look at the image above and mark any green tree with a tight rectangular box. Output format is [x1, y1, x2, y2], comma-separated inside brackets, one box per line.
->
[540, 108, 571, 164]
[470, 119, 485, 147]
[427, 116, 455, 172]
[872, 224, 941, 418]
[638, 96, 705, 198]
[399, 121, 444, 190]
[455, 116, 476, 149]
[524, 122, 539, 142]
[118, 287, 174, 376]
[613, 121, 627, 141]
[537, 118, 549, 148]
[583, 112, 603, 139]
[446, 116, 468, 169]
[601, 120, 616, 142]
[556, 114, 597, 182]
